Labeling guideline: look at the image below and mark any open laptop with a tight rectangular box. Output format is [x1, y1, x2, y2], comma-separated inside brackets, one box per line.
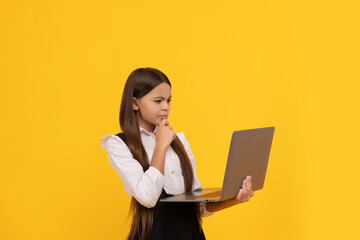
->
[160, 126, 275, 202]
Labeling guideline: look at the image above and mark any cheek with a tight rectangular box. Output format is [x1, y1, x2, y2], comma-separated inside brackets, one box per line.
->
[144, 103, 160, 118]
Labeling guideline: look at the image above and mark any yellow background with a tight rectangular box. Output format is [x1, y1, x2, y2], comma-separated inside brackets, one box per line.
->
[1, 0, 359, 239]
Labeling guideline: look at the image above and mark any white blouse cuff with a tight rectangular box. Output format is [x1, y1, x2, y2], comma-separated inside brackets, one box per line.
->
[146, 166, 164, 187]
[134, 166, 164, 208]
[199, 202, 214, 217]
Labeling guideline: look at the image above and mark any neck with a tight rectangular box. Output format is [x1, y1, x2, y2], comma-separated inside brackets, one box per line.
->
[141, 124, 155, 133]
[136, 115, 155, 133]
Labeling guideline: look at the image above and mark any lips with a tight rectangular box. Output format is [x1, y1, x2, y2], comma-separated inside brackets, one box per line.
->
[159, 115, 168, 119]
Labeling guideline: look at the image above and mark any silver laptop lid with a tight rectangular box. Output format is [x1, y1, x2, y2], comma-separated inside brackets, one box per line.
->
[219, 127, 275, 201]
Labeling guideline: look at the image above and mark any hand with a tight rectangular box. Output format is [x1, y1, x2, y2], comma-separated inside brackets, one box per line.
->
[205, 175, 255, 213]
[155, 119, 176, 149]
[233, 175, 255, 204]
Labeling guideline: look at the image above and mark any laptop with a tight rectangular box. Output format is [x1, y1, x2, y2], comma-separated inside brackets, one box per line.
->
[160, 126, 275, 202]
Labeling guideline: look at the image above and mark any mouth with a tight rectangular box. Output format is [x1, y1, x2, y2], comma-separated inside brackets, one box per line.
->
[159, 115, 168, 119]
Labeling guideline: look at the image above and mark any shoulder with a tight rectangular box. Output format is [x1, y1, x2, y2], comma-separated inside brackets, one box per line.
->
[176, 131, 185, 138]
[176, 132, 189, 148]
[176, 131, 195, 160]
[99, 133, 131, 155]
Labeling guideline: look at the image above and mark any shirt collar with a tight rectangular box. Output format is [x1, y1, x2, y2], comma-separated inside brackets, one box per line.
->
[139, 126, 157, 136]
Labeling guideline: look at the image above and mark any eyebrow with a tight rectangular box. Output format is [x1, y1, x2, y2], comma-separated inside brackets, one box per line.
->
[152, 96, 172, 100]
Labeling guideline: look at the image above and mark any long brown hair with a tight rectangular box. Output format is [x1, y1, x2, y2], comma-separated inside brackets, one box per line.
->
[119, 68, 201, 240]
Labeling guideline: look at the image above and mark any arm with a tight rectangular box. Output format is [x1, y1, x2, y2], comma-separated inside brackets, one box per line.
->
[206, 176, 255, 213]
[100, 134, 164, 208]
[150, 119, 176, 175]
[177, 133, 255, 215]
[99, 120, 175, 208]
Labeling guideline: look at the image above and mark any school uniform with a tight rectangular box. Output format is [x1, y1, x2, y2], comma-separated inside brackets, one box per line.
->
[100, 126, 214, 239]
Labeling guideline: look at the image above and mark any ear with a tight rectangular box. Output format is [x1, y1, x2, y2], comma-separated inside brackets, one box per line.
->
[132, 97, 139, 111]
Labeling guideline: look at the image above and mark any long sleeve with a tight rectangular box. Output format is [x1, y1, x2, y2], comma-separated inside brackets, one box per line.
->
[100, 134, 164, 208]
[177, 133, 214, 217]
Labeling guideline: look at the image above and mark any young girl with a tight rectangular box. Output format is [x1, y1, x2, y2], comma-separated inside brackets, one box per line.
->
[100, 67, 254, 240]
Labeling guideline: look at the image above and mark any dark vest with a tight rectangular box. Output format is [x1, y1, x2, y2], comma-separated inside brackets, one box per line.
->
[116, 133, 206, 240]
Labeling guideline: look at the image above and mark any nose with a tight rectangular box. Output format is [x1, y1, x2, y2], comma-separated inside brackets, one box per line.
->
[161, 101, 170, 111]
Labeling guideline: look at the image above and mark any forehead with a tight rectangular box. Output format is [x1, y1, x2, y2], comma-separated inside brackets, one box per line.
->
[147, 82, 171, 98]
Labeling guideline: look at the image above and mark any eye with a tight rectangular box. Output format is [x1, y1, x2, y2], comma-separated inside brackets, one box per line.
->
[154, 99, 171, 103]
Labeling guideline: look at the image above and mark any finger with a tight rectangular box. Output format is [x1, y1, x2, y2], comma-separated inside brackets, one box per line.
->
[159, 119, 167, 127]
[247, 176, 252, 193]
[245, 189, 252, 201]
[159, 118, 169, 127]
[245, 177, 252, 200]
[242, 178, 248, 195]
[248, 176, 252, 192]
[238, 186, 245, 202]
[243, 193, 250, 202]
[236, 189, 243, 201]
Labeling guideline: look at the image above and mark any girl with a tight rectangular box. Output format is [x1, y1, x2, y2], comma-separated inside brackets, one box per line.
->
[100, 67, 254, 240]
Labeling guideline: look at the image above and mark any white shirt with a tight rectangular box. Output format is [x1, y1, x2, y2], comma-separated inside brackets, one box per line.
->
[100, 126, 214, 217]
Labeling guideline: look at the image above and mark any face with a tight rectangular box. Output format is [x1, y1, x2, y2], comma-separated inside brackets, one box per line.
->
[133, 82, 171, 132]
